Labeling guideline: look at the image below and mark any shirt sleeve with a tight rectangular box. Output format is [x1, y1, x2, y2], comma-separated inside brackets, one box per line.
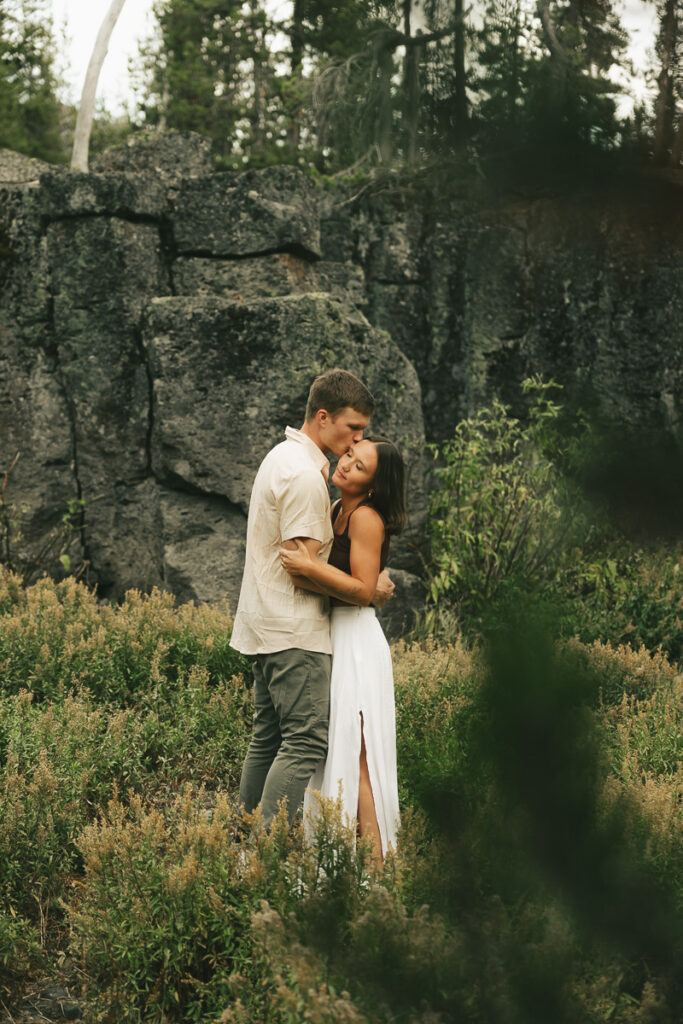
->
[279, 468, 330, 544]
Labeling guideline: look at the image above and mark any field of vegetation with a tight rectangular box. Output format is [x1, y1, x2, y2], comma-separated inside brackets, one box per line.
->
[1, 384, 681, 1023]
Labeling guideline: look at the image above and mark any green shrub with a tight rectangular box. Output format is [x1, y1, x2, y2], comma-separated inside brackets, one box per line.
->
[0, 571, 249, 704]
[0, 669, 252, 938]
[422, 383, 683, 669]
[220, 899, 371, 1024]
[0, 910, 43, 992]
[424, 377, 588, 635]
[0, 563, 680, 1022]
[556, 543, 683, 666]
[0, 690, 145, 927]
[134, 664, 252, 790]
[70, 790, 372, 1024]
[392, 637, 489, 831]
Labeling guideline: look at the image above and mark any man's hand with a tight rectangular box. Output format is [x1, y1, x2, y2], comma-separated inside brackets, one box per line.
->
[372, 569, 395, 608]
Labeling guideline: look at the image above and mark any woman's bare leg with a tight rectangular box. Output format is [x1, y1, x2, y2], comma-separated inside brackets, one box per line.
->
[358, 713, 383, 869]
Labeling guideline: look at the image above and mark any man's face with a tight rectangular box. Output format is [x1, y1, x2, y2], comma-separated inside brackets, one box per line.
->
[319, 406, 370, 456]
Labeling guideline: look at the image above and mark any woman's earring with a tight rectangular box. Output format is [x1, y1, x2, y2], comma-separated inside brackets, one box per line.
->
[368, 488, 374, 498]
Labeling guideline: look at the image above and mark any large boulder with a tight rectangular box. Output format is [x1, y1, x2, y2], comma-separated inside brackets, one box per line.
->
[0, 345, 78, 575]
[142, 292, 425, 604]
[39, 169, 168, 220]
[169, 166, 321, 258]
[47, 216, 171, 595]
[159, 489, 246, 610]
[0, 148, 53, 185]
[0, 184, 78, 575]
[326, 176, 683, 448]
[91, 131, 214, 181]
[173, 253, 366, 306]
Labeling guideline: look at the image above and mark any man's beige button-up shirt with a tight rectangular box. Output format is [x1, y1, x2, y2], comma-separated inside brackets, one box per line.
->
[229, 427, 334, 656]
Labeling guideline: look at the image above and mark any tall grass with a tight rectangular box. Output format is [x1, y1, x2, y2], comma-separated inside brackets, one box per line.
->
[1, 569, 681, 1021]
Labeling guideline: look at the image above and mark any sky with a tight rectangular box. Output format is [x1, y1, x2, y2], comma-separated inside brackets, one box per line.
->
[51, 0, 658, 118]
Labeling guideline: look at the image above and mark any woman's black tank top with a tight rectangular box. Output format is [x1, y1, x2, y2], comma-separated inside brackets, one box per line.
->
[328, 500, 390, 607]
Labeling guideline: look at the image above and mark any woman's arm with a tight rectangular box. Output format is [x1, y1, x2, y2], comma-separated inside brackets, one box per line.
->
[288, 568, 396, 605]
[280, 537, 328, 595]
[280, 507, 384, 606]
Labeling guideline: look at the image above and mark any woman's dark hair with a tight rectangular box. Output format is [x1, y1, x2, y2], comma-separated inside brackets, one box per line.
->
[366, 435, 406, 535]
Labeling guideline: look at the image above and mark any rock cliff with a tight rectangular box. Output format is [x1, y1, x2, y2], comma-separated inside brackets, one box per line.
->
[321, 174, 683, 445]
[0, 137, 424, 633]
[1, 134, 682, 630]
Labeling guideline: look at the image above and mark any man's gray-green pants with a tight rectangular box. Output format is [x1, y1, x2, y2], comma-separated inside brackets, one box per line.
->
[238, 648, 331, 827]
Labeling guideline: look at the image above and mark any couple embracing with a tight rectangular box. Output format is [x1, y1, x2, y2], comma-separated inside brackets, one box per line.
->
[230, 369, 406, 867]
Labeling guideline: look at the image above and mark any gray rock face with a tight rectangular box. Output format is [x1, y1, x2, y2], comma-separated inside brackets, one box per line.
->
[2, 133, 681, 632]
[170, 167, 321, 258]
[0, 148, 52, 184]
[173, 253, 365, 306]
[333, 180, 683, 447]
[39, 169, 168, 220]
[375, 568, 425, 638]
[47, 215, 171, 597]
[159, 489, 246, 611]
[143, 292, 425, 598]
[144, 292, 421, 503]
[0, 183, 79, 577]
[0, 148, 425, 624]
[90, 131, 213, 181]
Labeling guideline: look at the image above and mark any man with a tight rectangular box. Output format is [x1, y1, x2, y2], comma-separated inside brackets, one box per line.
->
[231, 368, 394, 827]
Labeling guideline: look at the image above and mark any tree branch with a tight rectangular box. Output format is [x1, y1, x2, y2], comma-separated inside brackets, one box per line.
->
[71, 0, 128, 172]
[537, 0, 569, 65]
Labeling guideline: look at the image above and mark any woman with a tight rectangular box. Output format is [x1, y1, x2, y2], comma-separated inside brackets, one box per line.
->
[279, 435, 406, 867]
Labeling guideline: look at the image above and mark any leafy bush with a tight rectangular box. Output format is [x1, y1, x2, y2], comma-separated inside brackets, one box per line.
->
[0, 671, 252, 935]
[1, 568, 681, 1022]
[423, 384, 683, 670]
[564, 636, 680, 709]
[0, 910, 42, 992]
[0, 693, 100, 927]
[393, 636, 489, 831]
[424, 377, 587, 635]
[556, 543, 683, 666]
[70, 791, 373, 1023]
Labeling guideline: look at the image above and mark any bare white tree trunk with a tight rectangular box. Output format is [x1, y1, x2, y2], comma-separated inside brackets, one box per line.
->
[71, 0, 128, 172]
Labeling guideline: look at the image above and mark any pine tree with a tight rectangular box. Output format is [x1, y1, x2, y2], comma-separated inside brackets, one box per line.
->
[137, 0, 281, 166]
[0, 0, 63, 162]
[653, 0, 681, 164]
[533, 0, 628, 151]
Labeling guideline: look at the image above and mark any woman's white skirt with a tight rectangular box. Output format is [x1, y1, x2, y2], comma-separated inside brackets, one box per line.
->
[304, 605, 400, 855]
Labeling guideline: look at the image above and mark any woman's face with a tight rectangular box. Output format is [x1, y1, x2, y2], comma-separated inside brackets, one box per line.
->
[332, 440, 378, 497]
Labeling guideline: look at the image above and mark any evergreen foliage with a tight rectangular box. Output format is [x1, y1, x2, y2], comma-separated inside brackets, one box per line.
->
[128, 0, 641, 173]
[0, 0, 63, 162]
[135, 0, 285, 166]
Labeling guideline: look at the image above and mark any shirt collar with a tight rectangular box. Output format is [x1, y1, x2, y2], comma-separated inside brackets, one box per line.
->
[285, 426, 330, 478]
